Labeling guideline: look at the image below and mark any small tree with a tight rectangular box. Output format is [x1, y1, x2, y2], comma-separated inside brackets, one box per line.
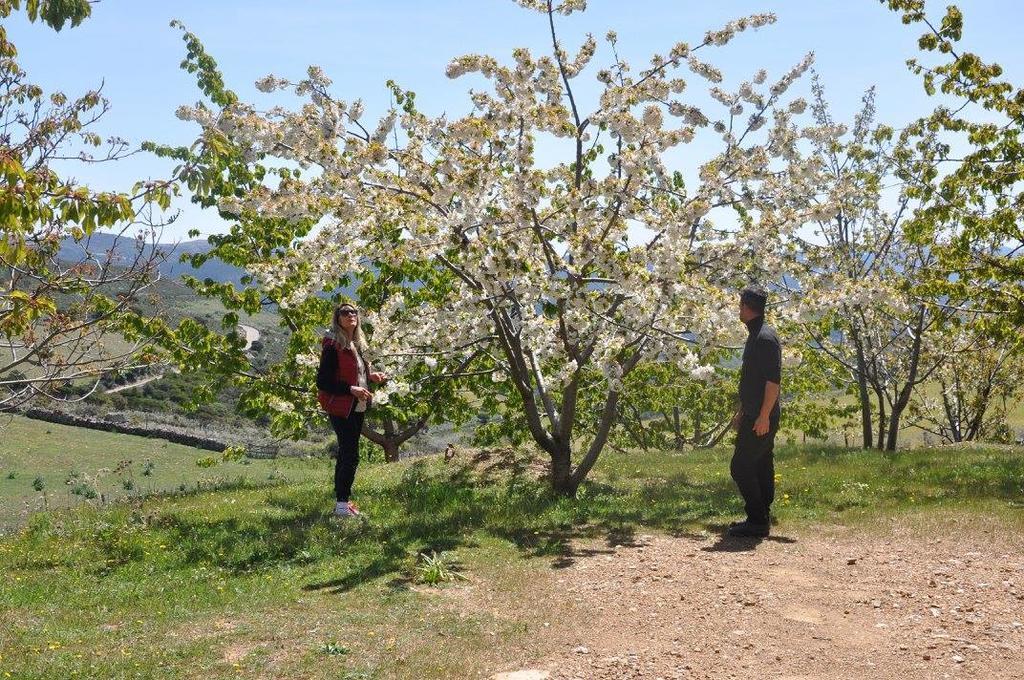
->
[789, 80, 955, 450]
[909, 329, 1023, 444]
[31, 474, 46, 510]
[614, 358, 737, 452]
[141, 29, 488, 458]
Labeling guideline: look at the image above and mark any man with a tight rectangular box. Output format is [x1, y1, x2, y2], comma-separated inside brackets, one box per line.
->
[728, 286, 781, 538]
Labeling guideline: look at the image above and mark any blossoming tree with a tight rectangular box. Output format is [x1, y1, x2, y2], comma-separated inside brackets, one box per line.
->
[788, 80, 961, 450]
[144, 26, 500, 461]
[165, 0, 829, 494]
[909, 328, 1024, 444]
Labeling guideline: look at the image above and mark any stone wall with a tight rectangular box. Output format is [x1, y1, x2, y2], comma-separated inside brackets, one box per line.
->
[22, 408, 230, 453]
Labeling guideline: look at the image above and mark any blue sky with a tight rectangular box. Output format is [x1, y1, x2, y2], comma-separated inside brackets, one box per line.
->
[8, 0, 1024, 241]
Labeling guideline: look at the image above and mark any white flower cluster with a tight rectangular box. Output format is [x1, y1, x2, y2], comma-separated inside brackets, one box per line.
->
[255, 74, 289, 93]
[687, 56, 723, 83]
[703, 14, 776, 47]
[177, 8, 840, 442]
[689, 364, 717, 381]
[770, 52, 815, 98]
[563, 34, 597, 78]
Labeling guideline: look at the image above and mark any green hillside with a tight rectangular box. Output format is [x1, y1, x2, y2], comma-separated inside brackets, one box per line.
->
[0, 416, 324, 531]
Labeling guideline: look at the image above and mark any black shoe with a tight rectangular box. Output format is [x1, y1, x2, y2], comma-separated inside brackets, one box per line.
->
[727, 521, 770, 538]
[729, 517, 762, 528]
[731, 509, 774, 528]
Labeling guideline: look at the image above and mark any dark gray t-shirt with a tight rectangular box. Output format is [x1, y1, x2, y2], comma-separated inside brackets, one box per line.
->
[739, 316, 782, 421]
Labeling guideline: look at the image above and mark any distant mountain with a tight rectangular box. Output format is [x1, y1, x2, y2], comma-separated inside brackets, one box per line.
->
[58, 233, 365, 300]
[59, 233, 247, 285]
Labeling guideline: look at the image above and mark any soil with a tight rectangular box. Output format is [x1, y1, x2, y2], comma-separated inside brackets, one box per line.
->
[500, 518, 1024, 680]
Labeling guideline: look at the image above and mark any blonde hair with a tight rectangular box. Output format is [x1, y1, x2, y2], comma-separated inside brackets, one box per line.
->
[330, 303, 369, 354]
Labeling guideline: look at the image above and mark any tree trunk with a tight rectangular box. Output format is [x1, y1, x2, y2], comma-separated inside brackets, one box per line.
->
[852, 330, 873, 449]
[886, 306, 927, 452]
[875, 389, 887, 450]
[381, 440, 401, 463]
[361, 414, 426, 463]
[940, 385, 963, 443]
[550, 447, 575, 496]
[964, 372, 996, 442]
[567, 389, 622, 493]
[676, 405, 687, 451]
[887, 383, 917, 451]
[885, 401, 903, 451]
[858, 376, 873, 449]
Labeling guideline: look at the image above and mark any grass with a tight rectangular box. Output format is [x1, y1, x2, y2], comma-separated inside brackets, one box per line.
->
[1, 429, 1022, 678]
[0, 415, 322, 531]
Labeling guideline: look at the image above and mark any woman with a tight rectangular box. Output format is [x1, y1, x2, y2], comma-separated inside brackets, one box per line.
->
[316, 303, 386, 518]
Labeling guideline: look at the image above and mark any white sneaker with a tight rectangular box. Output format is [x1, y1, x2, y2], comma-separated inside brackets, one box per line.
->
[333, 501, 361, 518]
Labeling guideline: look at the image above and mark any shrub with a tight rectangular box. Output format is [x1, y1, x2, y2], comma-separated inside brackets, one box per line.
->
[70, 482, 97, 500]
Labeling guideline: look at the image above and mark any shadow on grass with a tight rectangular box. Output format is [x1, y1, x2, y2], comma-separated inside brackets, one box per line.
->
[40, 444, 1023, 592]
[101, 454, 757, 592]
[9, 444, 1022, 602]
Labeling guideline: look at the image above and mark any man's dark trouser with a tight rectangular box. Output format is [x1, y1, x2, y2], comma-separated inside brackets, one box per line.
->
[329, 411, 365, 502]
[730, 416, 777, 525]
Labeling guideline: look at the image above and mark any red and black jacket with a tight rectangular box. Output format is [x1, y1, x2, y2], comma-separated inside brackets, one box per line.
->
[316, 336, 371, 418]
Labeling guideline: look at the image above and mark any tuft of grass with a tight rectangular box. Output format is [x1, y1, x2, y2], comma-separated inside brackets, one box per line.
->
[319, 642, 350, 656]
[414, 550, 467, 586]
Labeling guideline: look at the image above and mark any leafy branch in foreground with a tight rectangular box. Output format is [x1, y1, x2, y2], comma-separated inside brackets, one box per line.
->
[1, 0, 179, 412]
[884, 1, 1024, 339]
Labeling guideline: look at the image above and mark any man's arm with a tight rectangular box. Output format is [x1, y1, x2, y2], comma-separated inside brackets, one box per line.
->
[753, 381, 779, 436]
[752, 335, 781, 436]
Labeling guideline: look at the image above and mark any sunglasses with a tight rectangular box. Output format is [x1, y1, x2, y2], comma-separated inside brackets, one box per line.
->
[337, 309, 358, 317]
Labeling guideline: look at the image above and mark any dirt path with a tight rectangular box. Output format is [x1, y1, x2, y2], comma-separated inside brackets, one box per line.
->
[502, 520, 1024, 680]
[104, 371, 165, 393]
[238, 324, 260, 351]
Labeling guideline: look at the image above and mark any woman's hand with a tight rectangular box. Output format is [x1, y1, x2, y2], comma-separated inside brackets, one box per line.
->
[350, 386, 372, 401]
[369, 371, 388, 384]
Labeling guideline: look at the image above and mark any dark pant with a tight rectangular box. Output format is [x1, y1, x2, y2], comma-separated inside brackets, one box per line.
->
[730, 416, 777, 525]
[329, 411, 364, 502]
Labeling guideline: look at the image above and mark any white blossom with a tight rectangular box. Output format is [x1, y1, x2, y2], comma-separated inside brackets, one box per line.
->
[690, 364, 716, 381]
